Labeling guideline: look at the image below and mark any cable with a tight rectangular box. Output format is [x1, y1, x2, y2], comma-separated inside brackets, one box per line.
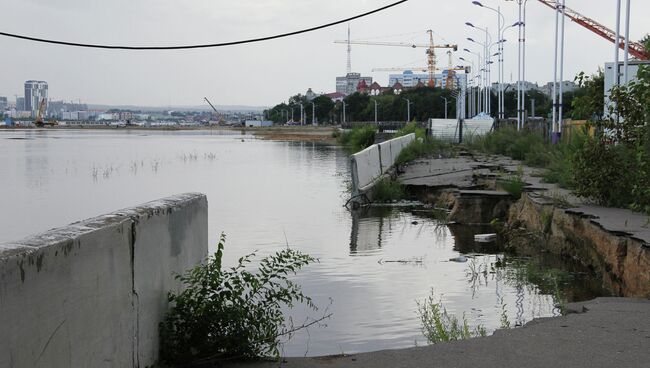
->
[0, 0, 408, 50]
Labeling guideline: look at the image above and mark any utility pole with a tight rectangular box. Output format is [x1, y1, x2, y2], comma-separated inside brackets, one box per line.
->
[615, 0, 621, 86]
[623, 0, 631, 84]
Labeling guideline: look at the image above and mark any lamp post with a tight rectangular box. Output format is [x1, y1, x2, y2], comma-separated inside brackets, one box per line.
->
[342, 101, 347, 124]
[299, 103, 304, 126]
[311, 101, 316, 126]
[403, 98, 413, 122]
[464, 48, 483, 114]
[472, 1, 505, 120]
[459, 56, 475, 117]
[499, 22, 521, 119]
[466, 23, 492, 115]
[441, 97, 448, 119]
[373, 99, 379, 124]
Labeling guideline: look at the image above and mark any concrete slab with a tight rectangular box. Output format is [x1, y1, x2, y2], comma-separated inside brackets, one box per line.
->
[223, 298, 650, 368]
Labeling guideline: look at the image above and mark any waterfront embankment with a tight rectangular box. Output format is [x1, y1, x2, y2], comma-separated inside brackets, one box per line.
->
[223, 298, 650, 368]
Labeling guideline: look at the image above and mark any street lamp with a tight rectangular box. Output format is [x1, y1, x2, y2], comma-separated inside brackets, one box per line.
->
[403, 98, 413, 122]
[311, 101, 316, 126]
[459, 56, 476, 117]
[342, 101, 347, 124]
[373, 99, 380, 124]
[464, 48, 483, 114]
[466, 22, 492, 115]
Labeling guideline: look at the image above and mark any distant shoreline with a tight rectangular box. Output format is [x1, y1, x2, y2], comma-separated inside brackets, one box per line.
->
[0, 125, 339, 143]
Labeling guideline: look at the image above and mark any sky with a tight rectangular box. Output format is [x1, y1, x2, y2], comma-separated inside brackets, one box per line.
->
[0, 0, 648, 107]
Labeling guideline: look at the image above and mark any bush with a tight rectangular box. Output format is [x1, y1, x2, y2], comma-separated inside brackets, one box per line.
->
[160, 233, 319, 364]
[337, 126, 376, 153]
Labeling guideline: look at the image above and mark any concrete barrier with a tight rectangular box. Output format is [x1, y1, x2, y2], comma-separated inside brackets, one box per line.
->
[428, 118, 493, 141]
[350, 133, 415, 196]
[0, 193, 208, 368]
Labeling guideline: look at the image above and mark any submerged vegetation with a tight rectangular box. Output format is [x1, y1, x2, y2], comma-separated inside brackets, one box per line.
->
[160, 233, 326, 364]
[417, 289, 487, 344]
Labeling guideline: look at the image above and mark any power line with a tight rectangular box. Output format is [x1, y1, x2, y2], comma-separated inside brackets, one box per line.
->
[0, 0, 408, 50]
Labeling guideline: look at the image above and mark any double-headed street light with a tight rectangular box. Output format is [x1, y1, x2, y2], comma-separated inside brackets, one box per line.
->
[459, 56, 476, 117]
[466, 22, 492, 115]
[472, 1, 505, 121]
[464, 48, 483, 115]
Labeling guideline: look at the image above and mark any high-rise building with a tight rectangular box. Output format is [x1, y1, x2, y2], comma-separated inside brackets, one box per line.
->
[0, 97, 7, 110]
[24, 80, 48, 116]
[336, 73, 372, 95]
[16, 97, 25, 111]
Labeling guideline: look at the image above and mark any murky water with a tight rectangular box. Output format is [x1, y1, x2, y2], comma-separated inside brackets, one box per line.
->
[0, 129, 605, 357]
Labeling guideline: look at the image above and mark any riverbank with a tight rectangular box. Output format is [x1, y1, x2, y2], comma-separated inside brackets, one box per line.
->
[397, 153, 650, 297]
[222, 297, 649, 368]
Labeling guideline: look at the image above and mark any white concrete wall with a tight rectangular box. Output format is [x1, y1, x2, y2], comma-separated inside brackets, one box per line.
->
[350, 133, 415, 194]
[428, 118, 493, 141]
[0, 193, 208, 368]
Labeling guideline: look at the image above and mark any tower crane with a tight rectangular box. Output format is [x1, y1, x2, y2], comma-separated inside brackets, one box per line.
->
[335, 30, 458, 87]
[536, 0, 648, 60]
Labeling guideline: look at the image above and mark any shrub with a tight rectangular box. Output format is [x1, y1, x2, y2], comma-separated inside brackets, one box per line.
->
[337, 126, 376, 153]
[160, 233, 320, 364]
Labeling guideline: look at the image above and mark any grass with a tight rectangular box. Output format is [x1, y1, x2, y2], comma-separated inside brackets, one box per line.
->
[337, 126, 377, 153]
[371, 178, 406, 202]
[466, 127, 587, 190]
[498, 166, 526, 199]
[395, 137, 451, 165]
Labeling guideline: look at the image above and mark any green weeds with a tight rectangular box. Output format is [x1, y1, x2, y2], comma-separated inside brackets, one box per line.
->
[417, 289, 487, 344]
[372, 178, 406, 202]
[337, 126, 377, 153]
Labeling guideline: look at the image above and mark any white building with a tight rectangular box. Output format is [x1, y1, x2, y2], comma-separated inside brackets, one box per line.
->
[389, 70, 468, 89]
[336, 73, 372, 95]
[24, 80, 48, 117]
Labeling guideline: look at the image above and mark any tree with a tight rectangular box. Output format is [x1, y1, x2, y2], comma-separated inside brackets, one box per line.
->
[571, 70, 605, 121]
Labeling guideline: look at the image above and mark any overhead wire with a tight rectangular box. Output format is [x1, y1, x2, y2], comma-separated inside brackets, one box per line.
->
[0, 0, 408, 50]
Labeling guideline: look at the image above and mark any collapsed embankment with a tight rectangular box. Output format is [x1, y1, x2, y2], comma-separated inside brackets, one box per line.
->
[393, 155, 650, 298]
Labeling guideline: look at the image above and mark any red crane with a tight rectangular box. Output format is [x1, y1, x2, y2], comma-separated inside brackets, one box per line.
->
[536, 0, 648, 60]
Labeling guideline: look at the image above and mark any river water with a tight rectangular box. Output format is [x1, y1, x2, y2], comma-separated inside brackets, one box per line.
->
[0, 129, 604, 357]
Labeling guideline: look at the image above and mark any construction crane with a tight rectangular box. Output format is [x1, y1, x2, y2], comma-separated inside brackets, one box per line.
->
[536, 0, 648, 60]
[33, 99, 58, 127]
[335, 30, 458, 87]
[203, 97, 225, 125]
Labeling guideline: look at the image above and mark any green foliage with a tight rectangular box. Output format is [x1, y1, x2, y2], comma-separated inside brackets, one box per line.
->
[470, 127, 551, 166]
[396, 138, 450, 165]
[372, 178, 405, 202]
[571, 70, 605, 121]
[417, 289, 487, 344]
[499, 166, 526, 199]
[571, 63, 650, 213]
[395, 122, 426, 139]
[159, 233, 318, 364]
[337, 126, 377, 153]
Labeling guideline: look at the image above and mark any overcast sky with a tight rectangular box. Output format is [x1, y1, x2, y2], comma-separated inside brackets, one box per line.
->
[0, 0, 647, 107]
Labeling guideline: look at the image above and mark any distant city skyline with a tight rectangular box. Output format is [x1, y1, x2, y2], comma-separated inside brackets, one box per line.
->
[0, 0, 648, 107]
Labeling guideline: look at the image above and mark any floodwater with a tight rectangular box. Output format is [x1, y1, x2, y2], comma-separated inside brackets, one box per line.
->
[0, 129, 605, 357]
